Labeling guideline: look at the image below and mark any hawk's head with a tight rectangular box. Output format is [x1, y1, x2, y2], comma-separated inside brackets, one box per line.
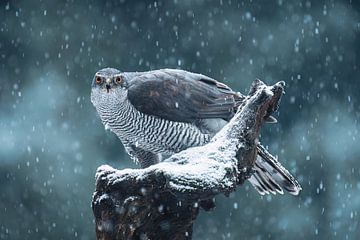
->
[91, 68, 128, 109]
[91, 68, 127, 93]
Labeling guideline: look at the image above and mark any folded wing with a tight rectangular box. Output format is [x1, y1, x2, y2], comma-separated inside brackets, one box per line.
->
[127, 69, 245, 122]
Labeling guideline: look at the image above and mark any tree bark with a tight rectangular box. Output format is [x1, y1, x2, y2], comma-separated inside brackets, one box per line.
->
[92, 80, 285, 240]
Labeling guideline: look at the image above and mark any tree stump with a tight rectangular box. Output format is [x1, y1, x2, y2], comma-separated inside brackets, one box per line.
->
[92, 80, 285, 240]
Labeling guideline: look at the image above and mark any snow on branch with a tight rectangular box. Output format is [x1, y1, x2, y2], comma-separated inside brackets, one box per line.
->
[92, 80, 285, 240]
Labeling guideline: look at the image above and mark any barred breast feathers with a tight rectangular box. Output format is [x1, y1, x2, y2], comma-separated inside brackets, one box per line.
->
[92, 88, 210, 154]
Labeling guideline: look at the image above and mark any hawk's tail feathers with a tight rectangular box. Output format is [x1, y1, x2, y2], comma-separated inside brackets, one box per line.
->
[248, 144, 302, 196]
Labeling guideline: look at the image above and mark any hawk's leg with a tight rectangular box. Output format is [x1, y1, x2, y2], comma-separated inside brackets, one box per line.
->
[125, 145, 159, 168]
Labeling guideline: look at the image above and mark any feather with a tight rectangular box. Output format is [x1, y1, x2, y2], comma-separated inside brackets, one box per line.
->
[126, 69, 245, 123]
[251, 144, 302, 195]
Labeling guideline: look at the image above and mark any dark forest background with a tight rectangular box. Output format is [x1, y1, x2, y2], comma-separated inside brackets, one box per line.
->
[0, 0, 359, 239]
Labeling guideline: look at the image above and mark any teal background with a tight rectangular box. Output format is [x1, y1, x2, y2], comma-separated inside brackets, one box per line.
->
[0, 0, 359, 239]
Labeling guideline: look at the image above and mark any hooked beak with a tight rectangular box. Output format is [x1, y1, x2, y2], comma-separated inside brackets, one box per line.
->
[106, 84, 111, 93]
[105, 78, 111, 93]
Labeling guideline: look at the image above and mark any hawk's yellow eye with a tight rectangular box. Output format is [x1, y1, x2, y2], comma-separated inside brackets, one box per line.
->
[95, 76, 102, 85]
[115, 76, 123, 85]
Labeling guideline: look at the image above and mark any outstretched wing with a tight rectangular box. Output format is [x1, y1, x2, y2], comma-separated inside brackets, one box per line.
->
[126, 69, 245, 123]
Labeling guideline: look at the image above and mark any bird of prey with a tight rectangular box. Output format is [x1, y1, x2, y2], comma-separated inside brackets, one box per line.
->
[91, 68, 301, 196]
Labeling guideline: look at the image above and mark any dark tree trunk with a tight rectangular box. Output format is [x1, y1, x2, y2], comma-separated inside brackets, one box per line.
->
[92, 80, 285, 240]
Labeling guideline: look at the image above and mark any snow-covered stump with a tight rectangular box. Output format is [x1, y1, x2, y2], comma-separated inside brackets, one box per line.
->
[92, 80, 285, 240]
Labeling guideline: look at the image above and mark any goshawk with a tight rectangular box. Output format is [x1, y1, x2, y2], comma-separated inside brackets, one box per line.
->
[91, 68, 301, 195]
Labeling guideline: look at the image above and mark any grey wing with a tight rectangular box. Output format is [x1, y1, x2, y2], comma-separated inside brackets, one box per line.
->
[126, 69, 245, 123]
